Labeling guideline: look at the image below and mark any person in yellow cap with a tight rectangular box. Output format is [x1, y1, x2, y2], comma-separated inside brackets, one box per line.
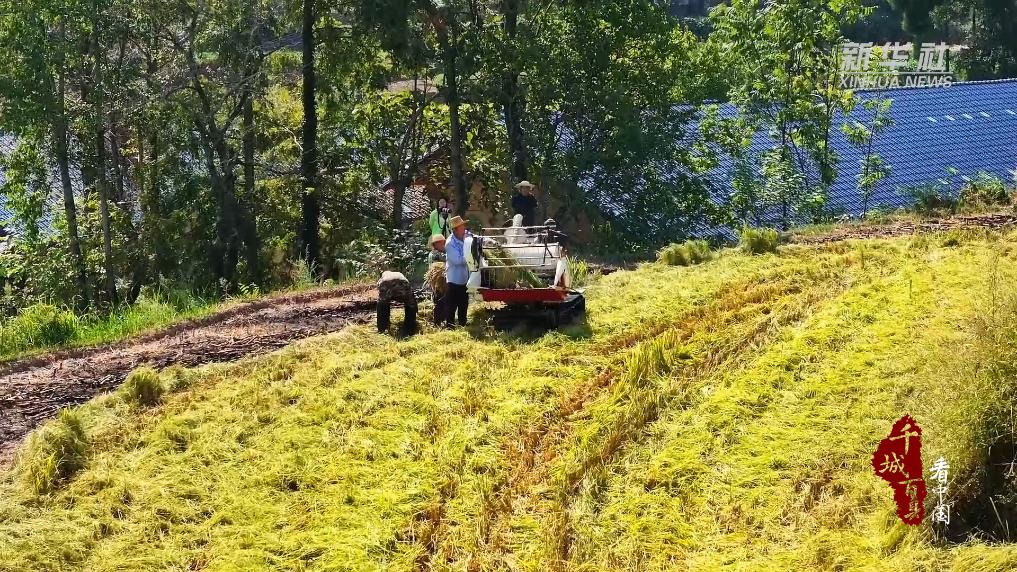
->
[427, 234, 446, 265]
[425, 234, 448, 325]
[439, 215, 471, 327]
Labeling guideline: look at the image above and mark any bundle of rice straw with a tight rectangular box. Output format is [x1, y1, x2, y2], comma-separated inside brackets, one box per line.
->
[425, 262, 447, 296]
[483, 243, 546, 289]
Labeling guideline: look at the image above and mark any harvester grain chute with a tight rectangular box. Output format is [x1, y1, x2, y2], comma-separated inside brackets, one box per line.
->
[464, 217, 585, 330]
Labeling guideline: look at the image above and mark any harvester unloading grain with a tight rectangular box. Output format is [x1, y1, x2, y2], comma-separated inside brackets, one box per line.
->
[463, 215, 586, 329]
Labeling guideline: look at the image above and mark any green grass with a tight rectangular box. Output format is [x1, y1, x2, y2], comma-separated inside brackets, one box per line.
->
[6, 237, 1017, 570]
[0, 281, 336, 364]
[740, 226, 780, 254]
[0, 294, 216, 363]
[658, 240, 713, 266]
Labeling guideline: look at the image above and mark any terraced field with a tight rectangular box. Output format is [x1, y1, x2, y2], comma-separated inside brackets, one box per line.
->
[4, 231, 1017, 571]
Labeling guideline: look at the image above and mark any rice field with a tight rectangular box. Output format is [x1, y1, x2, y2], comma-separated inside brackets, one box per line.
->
[4, 231, 1017, 570]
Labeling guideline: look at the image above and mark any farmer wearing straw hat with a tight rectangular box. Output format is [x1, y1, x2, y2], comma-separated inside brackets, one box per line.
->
[511, 180, 538, 227]
[439, 215, 472, 327]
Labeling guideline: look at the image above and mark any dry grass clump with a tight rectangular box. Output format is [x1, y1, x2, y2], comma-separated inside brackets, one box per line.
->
[658, 240, 712, 266]
[15, 408, 90, 495]
[120, 366, 165, 407]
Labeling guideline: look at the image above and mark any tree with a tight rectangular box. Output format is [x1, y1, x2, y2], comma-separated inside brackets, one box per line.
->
[712, 0, 864, 226]
[300, 0, 320, 273]
[886, 0, 945, 55]
[358, 0, 476, 216]
[499, 0, 528, 184]
[842, 97, 893, 217]
[0, 0, 92, 308]
[158, 0, 270, 290]
[936, 0, 1017, 80]
[522, 0, 725, 248]
[90, 1, 118, 305]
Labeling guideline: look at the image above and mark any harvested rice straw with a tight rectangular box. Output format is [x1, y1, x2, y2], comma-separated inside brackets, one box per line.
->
[425, 262, 448, 296]
[483, 243, 546, 289]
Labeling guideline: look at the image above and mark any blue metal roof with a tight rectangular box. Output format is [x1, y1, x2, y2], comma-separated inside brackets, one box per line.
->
[559, 79, 1017, 240]
[0, 134, 85, 237]
[748, 78, 1017, 220]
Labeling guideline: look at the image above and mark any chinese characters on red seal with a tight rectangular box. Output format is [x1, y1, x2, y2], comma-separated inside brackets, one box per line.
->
[872, 415, 926, 525]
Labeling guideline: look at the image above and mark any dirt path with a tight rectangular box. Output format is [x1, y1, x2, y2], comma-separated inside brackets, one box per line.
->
[791, 212, 1017, 244]
[0, 284, 378, 466]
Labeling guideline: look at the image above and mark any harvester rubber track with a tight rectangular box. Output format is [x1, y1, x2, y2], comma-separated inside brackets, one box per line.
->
[490, 292, 586, 331]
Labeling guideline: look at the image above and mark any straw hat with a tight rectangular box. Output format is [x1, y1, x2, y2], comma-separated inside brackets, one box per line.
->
[515, 180, 536, 189]
[428, 234, 446, 248]
[449, 215, 468, 229]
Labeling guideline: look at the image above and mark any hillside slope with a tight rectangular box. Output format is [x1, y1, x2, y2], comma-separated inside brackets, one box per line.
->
[3, 232, 1017, 571]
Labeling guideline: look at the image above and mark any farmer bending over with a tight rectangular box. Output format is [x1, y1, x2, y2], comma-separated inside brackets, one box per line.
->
[377, 270, 417, 336]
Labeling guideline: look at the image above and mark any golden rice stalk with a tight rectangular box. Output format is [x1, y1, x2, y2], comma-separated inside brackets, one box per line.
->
[425, 262, 448, 296]
[483, 243, 547, 289]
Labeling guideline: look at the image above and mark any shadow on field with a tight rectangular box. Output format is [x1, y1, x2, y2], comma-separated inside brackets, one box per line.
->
[944, 436, 1017, 544]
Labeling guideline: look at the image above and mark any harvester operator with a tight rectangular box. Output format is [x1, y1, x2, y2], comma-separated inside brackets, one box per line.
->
[512, 181, 538, 227]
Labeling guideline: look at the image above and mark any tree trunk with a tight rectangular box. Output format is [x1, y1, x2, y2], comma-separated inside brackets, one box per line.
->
[54, 20, 90, 310]
[300, 0, 320, 273]
[92, 27, 118, 306]
[392, 178, 408, 229]
[438, 23, 468, 216]
[241, 95, 261, 284]
[501, 0, 528, 183]
[390, 87, 427, 229]
[109, 126, 125, 202]
[145, 122, 163, 276]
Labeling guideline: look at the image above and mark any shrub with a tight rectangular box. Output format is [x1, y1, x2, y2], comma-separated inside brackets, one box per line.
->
[739, 227, 779, 255]
[902, 183, 957, 216]
[289, 258, 319, 290]
[958, 172, 1011, 212]
[658, 240, 712, 266]
[940, 230, 965, 247]
[16, 408, 89, 495]
[121, 366, 164, 407]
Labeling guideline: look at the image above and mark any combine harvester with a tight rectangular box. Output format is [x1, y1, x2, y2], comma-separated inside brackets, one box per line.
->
[464, 216, 586, 330]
